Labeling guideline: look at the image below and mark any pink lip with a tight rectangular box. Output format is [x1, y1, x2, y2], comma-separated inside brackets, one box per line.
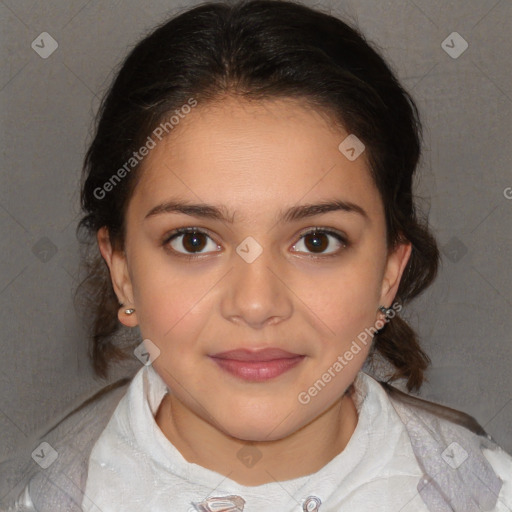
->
[210, 348, 305, 382]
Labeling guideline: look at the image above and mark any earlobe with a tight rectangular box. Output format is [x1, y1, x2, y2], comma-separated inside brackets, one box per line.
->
[96, 227, 138, 327]
[117, 305, 138, 328]
[379, 240, 412, 307]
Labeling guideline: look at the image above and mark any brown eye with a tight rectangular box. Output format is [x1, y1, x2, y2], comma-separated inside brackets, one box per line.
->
[292, 229, 348, 256]
[166, 228, 220, 256]
[304, 232, 329, 253]
[181, 232, 207, 252]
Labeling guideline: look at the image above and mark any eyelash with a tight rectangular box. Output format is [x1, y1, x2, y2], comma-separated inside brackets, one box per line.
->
[162, 226, 350, 260]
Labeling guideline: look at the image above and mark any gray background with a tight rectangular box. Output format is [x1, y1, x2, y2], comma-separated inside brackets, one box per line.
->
[0, 0, 511, 470]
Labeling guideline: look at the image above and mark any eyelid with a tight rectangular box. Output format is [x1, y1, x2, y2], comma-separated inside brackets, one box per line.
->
[295, 226, 348, 242]
[163, 226, 217, 243]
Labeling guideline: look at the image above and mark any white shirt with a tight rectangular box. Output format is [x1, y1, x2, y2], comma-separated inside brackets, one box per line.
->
[82, 365, 512, 512]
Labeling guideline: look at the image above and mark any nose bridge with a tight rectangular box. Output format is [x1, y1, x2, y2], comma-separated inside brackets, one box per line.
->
[221, 236, 292, 327]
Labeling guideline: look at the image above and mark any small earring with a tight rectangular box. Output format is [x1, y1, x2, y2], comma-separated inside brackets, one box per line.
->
[378, 305, 392, 318]
[124, 308, 135, 315]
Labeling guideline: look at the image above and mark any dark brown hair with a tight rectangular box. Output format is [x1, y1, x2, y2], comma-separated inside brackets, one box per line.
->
[77, 0, 440, 391]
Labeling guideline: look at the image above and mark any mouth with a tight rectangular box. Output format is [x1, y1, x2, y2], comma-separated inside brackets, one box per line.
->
[209, 348, 305, 382]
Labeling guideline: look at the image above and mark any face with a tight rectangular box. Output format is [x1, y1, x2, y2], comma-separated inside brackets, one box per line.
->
[99, 96, 411, 441]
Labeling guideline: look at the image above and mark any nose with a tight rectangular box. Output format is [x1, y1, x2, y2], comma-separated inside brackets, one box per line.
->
[220, 239, 293, 329]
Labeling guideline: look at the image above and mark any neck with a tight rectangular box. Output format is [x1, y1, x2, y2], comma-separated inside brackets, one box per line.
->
[155, 389, 358, 486]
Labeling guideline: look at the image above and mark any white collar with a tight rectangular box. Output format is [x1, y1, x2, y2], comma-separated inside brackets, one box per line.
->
[128, 364, 411, 495]
[85, 364, 424, 510]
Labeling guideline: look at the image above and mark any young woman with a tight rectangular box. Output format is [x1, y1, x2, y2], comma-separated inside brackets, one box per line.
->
[1, 0, 511, 510]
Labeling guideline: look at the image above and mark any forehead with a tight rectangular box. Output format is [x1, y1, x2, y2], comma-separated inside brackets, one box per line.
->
[129, 96, 383, 222]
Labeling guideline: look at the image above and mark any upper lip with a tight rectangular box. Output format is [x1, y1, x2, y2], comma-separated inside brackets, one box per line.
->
[210, 348, 302, 362]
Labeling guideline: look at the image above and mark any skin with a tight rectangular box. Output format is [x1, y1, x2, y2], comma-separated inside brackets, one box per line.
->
[97, 95, 411, 486]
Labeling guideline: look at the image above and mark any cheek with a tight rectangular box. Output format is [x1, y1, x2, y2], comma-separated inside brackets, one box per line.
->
[129, 258, 211, 348]
[303, 259, 382, 339]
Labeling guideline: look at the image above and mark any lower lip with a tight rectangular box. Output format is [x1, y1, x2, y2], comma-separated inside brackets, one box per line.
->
[211, 356, 305, 382]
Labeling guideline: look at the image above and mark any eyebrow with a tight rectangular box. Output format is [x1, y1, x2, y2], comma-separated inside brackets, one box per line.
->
[144, 199, 369, 224]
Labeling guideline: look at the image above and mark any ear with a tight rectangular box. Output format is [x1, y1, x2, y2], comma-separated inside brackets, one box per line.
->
[378, 239, 412, 311]
[97, 226, 138, 327]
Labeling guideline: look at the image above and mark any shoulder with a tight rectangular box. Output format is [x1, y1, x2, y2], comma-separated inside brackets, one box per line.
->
[0, 377, 131, 512]
[380, 381, 512, 511]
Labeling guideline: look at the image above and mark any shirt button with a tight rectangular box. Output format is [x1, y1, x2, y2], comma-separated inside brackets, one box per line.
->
[303, 496, 322, 511]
